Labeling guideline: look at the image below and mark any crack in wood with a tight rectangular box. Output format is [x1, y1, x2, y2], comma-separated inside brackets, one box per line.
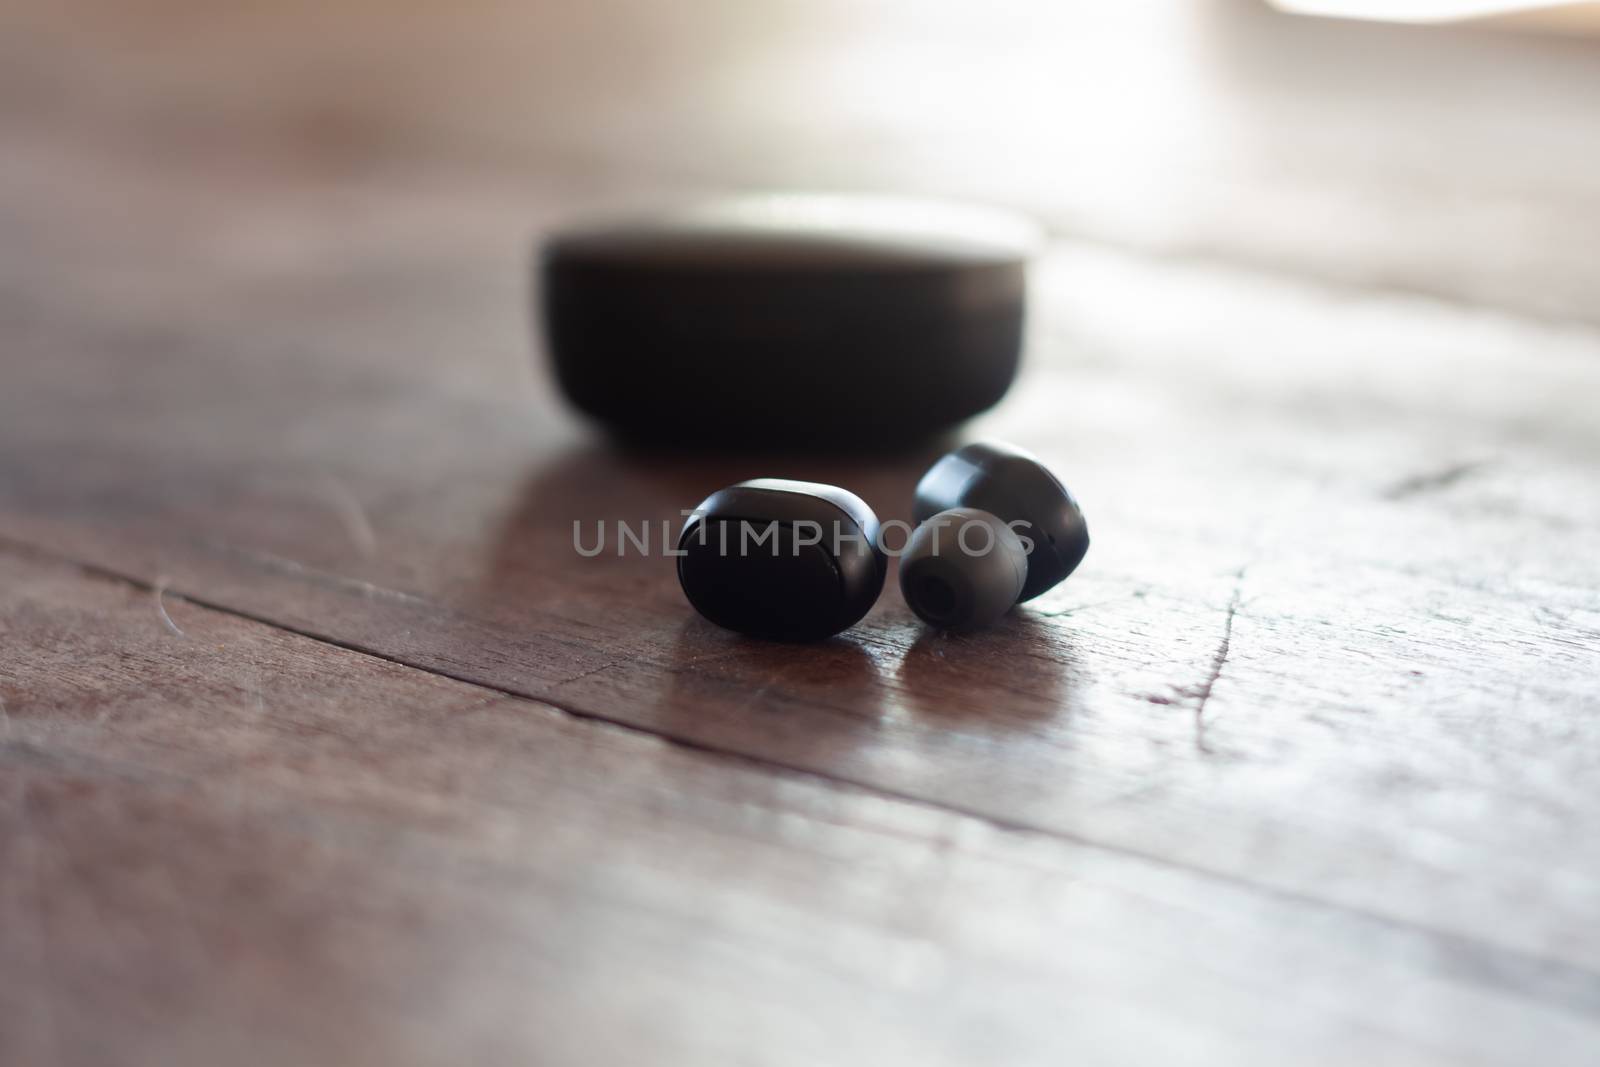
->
[1192, 571, 1244, 755]
[550, 657, 631, 691]
[1139, 568, 1246, 754]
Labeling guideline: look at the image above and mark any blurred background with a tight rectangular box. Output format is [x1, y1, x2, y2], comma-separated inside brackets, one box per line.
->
[4, 0, 1600, 324]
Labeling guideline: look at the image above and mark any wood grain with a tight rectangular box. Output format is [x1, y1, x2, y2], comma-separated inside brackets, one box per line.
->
[3, 2, 1600, 1062]
[5, 108, 1600, 965]
[5, 548, 1600, 1067]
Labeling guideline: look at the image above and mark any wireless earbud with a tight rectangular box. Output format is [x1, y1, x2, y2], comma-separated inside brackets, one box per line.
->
[671, 444, 1084, 638]
[900, 441, 1089, 630]
[678, 479, 887, 641]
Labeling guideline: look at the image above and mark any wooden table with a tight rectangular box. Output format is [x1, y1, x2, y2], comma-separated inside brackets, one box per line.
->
[2, 3, 1598, 1063]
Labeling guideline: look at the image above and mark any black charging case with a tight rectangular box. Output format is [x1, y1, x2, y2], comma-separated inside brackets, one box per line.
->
[538, 194, 1038, 449]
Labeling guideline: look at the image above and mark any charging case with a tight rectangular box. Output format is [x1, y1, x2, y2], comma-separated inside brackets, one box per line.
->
[538, 194, 1038, 449]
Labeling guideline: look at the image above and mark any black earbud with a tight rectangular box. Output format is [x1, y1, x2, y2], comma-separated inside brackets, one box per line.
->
[671, 444, 1085, 638]
[678, 479, 887, 641]
[900, 441, 1089, 630]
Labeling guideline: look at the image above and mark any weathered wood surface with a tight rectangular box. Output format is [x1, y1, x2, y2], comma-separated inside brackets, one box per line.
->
[3, 1, 1600, 1063]
[9, 548, 1600, 1067]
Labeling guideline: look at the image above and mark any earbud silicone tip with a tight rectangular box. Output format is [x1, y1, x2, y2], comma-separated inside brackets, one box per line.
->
[899, 508, 1027, 631]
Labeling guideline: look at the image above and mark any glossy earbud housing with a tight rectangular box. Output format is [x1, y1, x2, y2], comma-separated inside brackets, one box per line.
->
[912, 441, 1089, 603]
[678, 479, 886, 641]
